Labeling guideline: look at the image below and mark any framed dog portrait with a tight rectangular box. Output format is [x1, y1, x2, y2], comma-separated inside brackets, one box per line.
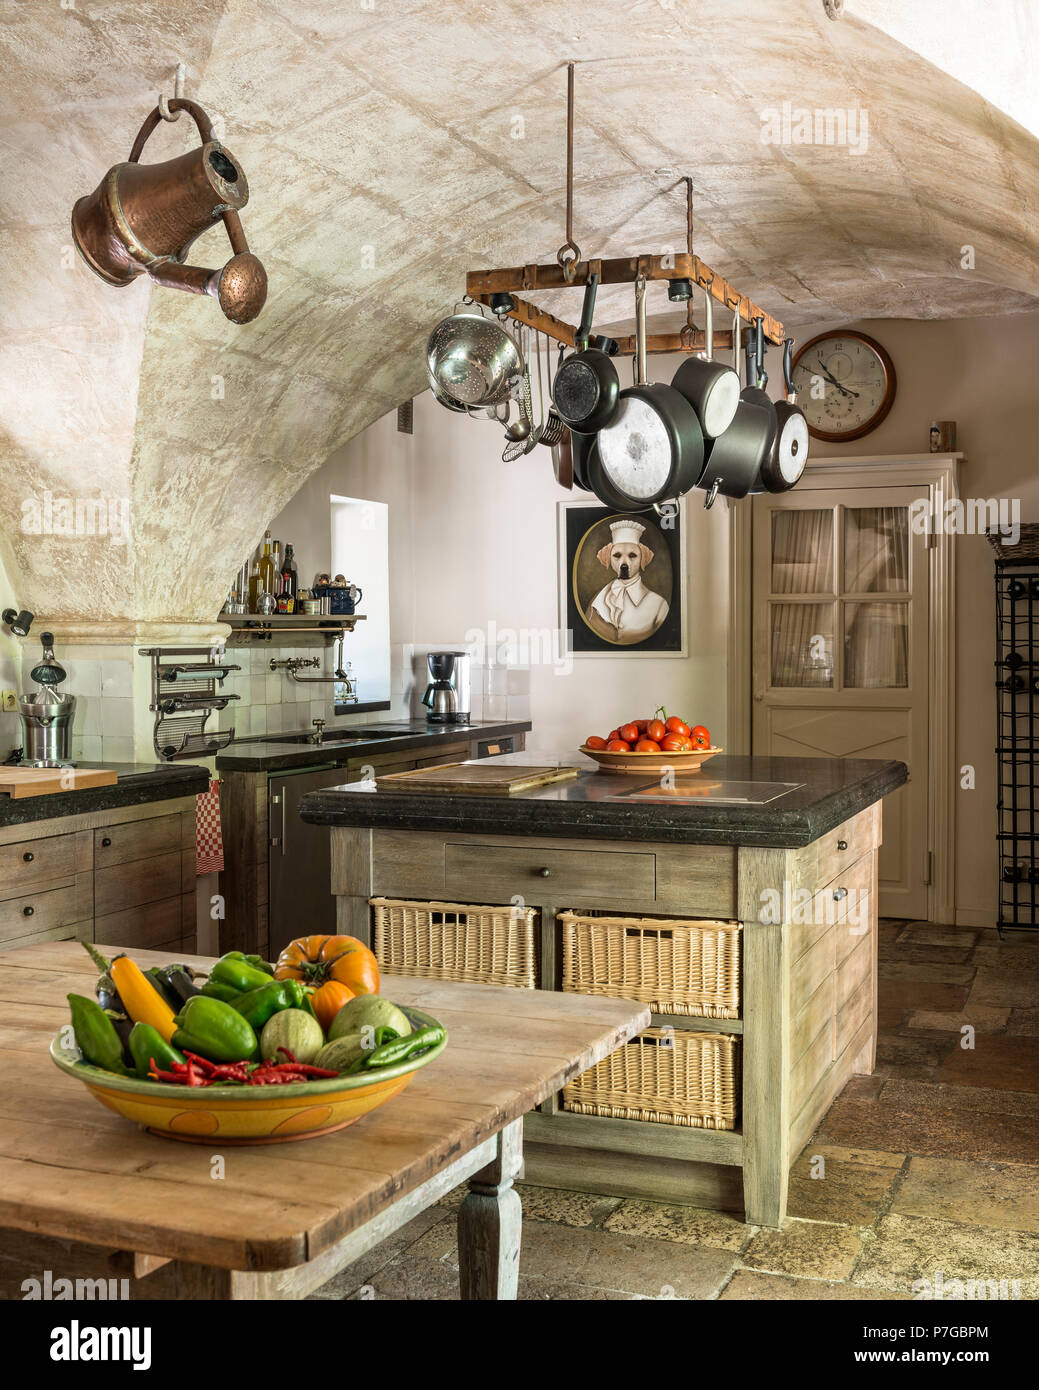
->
[557, 500, 687, 657]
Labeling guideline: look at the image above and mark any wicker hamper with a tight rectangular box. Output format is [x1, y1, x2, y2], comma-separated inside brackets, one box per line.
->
[560, 911, 742, 1018]
[563, 1027, 740, 1129]
[371, 896, 538, 989]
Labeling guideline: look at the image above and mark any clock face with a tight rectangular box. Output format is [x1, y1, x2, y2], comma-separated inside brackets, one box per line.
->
[596, 396, 674, 500]
[790, 333, 896, 442]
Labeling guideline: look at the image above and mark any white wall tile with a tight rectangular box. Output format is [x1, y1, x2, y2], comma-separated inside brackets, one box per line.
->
[100, 661, 133, 697]
[265, 671, 282, 704]
[506, 694, 531, 721]
[75, 734, 102, 762]
[101, 696, 133, 737]
[506, 668, 530, 694]
[73, 694, 101, 734]
[101, 735, 134, 763]
[267, 704, 284, 733]
[484, 694, 507, 720]
[249, 675, 266, 704]
[64, 659, 101, 696]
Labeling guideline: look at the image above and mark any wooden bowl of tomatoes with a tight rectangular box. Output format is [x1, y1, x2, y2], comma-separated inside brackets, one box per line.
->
[581, 714, 721, 777]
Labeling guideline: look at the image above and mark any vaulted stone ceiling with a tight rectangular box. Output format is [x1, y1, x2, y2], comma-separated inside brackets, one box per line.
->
[2, 0, 1037, 632]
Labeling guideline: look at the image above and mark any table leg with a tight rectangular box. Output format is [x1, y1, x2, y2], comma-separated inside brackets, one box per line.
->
[457, 1119, 523, 1300]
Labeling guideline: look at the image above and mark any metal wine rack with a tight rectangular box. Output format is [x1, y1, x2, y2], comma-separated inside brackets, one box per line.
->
[139, 646, 241, 761]
[992, 532, 1039, 930]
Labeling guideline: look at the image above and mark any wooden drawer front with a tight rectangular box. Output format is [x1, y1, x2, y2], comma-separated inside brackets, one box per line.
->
[791, 972, 835, 1068]
[791, 929, 836, 1015]
[655, 845, 737, 918]
[792, 1020, 834, 1117]
[795, 850, 875, 963]
[0, 835, 76, 898]
[836, 975, 873, 1058]
[0, 885, 85, 946]
[370, 831, 446, 897]
[444, 842, 656, 907]
[95, 895, 185, 951]
[95, 851, 182, 917]
[837, 926, 873, 1003]
[793, 803, 881, 892]
[94, 813, 182, 869]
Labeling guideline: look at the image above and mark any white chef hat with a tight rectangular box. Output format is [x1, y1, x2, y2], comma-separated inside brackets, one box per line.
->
[609, 520, 647, 545]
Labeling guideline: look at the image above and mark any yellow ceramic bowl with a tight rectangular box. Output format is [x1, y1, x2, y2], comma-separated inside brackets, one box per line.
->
[50, 1008, 447, 1145]
[580, 744, 723, 777]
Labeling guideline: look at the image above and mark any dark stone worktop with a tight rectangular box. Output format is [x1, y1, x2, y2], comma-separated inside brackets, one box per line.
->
[214, 720, 531, 773]
[298, 752, 907, 849]
[0, 762, 210, 830]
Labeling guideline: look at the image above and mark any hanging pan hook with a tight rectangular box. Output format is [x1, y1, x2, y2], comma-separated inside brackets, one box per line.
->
[158, 62, 187, 123]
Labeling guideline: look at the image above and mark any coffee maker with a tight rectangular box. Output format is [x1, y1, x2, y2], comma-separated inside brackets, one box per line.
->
[421, 651, 471, 724]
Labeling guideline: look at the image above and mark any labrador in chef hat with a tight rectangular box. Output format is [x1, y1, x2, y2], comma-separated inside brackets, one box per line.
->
[585, 518, 670, 645]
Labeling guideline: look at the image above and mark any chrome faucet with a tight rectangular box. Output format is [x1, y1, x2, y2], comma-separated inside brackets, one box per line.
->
[270, 633, 352, 685]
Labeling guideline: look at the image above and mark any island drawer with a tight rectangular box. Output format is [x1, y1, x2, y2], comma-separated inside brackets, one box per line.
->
[371, 896, 538, 988]
[444, 842, 656, 907]
[0, 883, 88, 947]
[0, 833, 79, 898]
[560, 911, 742, 1018]
[563, 1028, 740, 1130]
[93, 812, 184, 868]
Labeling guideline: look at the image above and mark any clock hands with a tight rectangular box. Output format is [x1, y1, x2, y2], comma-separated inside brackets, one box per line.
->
[814, 359, 860, 399]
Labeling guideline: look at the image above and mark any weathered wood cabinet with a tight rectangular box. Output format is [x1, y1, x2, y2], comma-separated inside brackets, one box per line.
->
[327, 801, 881, 1226]
[0, 797, 198, 955]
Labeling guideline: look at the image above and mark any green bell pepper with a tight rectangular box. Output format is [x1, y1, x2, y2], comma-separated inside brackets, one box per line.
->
[209, 953, 275, 995]
[244, 953, 276, 976]
[67, 993, 131, 1075]
[128, 1022, 186, 1079]
[171, 995, 259, 1063]
[230, 979, 307, 1032]
[200, 978, 243, 1003]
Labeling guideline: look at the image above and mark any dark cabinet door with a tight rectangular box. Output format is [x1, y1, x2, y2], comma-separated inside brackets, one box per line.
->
[268, 766, 351, 958]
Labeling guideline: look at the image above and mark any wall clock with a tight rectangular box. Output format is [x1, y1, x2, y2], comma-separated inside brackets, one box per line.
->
[789, 331, 896, 442]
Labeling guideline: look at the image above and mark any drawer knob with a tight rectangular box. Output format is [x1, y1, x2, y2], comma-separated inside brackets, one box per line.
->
[833, 887, 848, 902]
[837, 839, 848, 851]
[536, 867, 551, 878]
[101, 837, 112, 847]
[23, 905, 34, 917]
[22, 852, 34, 863]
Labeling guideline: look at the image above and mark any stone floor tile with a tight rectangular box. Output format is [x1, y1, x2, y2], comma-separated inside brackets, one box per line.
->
[972, 943, 1039, 971]
[878, 983, 968, 1034]
[721, 1269, 910, 1300]
[519, 1276, 639, 1300]
[401, 1214, 459, 1262]
[1007, 1008, 1039, 1037]
[969, 969, 1039, 1010]
[885, 944, 974, 965]
[344, 1256, 460, 1301]
[306, 1207, 447, 1299]
[513, 1184, 623, 1228]
[851, 1213, 1039, 1298]
[871, 1059, 940, 1084]
[603, 1200, 753, 1252]
[876, 1033, 959, 1068]
[879, 961, 976, 984]
[896, 925, 978, 949]
[740, 1220, 865, 1280]
[905, 1006, 1009, 1034]
[891, 1157, 1039, 1233]
[504, 1219, 736, 1299]
[879, 1077, 1039, 1118]
[839, 1074, 886, 1101]
[786, 1155, 900, 1225]
[816, 1097, 1039, 1165]
[937, 1033, 1039, 1091]
[801, 1143, 907, 1169]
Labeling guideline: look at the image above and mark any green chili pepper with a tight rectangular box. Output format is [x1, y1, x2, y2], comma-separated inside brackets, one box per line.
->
[67, 993, 132, 1075]
[128, 1022, 186, 1079]
[172, 995, 259, 1063]
[209, 953, 275, 994]
[200, 978, 243, 1003]
[244, 954, 276, 976]
[230, 979, 307, 1031]
[360, 1025, 446, 1071]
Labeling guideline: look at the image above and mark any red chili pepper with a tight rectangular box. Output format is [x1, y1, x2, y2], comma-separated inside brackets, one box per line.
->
[276, 1047, 298, 1064]
[149, 1060, 191, 1084]
[182, 1051, 218, 1075]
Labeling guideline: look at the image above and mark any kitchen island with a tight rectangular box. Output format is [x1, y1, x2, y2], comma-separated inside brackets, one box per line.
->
[299, 752, 907, 1226]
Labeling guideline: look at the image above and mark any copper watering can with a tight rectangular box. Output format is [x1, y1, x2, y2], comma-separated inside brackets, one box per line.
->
[71, 98, 267, 324]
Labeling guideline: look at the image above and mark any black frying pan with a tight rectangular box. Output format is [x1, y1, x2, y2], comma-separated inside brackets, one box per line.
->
[552, 272, 620, 434]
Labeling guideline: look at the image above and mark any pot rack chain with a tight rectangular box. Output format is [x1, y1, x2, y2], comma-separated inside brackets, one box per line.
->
[557, 61, 581, 281]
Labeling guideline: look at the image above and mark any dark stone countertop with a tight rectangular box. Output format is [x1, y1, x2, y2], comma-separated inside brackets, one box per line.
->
[297, 752, 907, 849]
[214, 720, 532, 773]
[0, 762, 210, 829]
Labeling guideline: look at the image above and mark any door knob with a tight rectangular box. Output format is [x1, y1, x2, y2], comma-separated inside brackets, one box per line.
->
[22, 852, 34, 863]
[837, 839, 848, 851]
[536, 867, 551, 878]
[23, 905, 34, 917]
[833, 887, 848, 901]
[101, 837, 112, 848]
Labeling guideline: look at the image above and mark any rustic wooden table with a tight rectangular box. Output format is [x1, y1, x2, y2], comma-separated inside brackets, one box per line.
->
[0, 943, 647, 1301]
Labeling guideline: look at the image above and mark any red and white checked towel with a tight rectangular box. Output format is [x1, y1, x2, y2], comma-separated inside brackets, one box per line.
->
[196, 778, 224, 876]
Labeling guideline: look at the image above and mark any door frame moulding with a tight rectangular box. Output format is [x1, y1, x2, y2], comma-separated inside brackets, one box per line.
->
[728, 452, 961, 925]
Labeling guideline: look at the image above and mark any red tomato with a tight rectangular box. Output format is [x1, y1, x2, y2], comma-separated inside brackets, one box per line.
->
[647, 718, 666, 743]
[660, 733, 686, 753]
[606, 739, 631, 753]
[690, 725, 711, 748]
[635, 738, 662, 752]
[606, 729, 620, 742]
[619, 722, 640, 743]
[665, 716, 691, 737]
[585, 735, 607, 750]
[634, 719, 649, 733]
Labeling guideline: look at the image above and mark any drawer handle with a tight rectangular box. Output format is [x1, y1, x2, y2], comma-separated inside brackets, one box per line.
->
[101, 837, 112, 848]
[837, 839, 848, 851]
[23, 905, 34, 917]
[833, 887, 848, 902]
[536, 867, 551, 878]
[22, 852, 34, 863]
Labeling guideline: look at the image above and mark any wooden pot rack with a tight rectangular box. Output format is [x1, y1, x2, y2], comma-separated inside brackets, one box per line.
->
[467, 252, 785, 356]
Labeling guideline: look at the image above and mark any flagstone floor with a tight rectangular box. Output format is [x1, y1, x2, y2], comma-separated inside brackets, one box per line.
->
[311, 921, 1039, 1301]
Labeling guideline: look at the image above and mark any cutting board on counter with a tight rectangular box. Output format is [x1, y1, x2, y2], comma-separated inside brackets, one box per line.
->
[375, 762, 580, 795]
[0, 767, 118, 799]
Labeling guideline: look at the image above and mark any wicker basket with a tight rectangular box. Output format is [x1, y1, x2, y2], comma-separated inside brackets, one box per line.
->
[560, 911, 742, 1018]
[563, 1028, 740, 1129]
[371, 897, 537, 989]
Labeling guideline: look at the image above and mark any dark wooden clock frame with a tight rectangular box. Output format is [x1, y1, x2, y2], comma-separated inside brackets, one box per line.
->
[790, 330, 897, 443]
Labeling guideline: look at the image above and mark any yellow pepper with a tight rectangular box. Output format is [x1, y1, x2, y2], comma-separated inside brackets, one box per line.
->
[110, 956, 177, 1042]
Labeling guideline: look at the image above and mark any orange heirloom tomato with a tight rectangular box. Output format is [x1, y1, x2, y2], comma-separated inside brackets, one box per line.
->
[647, 718, 666, 743]
[690, 725, 711, 748]
[635, 738, 662, 752]
[606, 739, 631, 752]
[619, 722, 640, 743]
[309, 978, 356, 1032]
[585, 734, 607, 750]
[660, 733, 686, 752]
[665, 716, 691, 737]
[275, 934, 380, 996]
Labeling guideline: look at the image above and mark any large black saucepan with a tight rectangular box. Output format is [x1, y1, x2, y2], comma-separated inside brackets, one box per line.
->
[552, 272, 620, 434]
[758, 338, 810, 492]
[670, 281, 741, 440]
[694, 305, 773, 507]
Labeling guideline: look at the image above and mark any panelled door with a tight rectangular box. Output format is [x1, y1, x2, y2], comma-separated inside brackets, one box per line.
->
[751, 485, 929, 918]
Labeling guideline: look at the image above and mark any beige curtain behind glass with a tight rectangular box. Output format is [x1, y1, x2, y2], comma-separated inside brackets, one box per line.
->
[844, 507, 910, 688]
[770, 510, 834, 686]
